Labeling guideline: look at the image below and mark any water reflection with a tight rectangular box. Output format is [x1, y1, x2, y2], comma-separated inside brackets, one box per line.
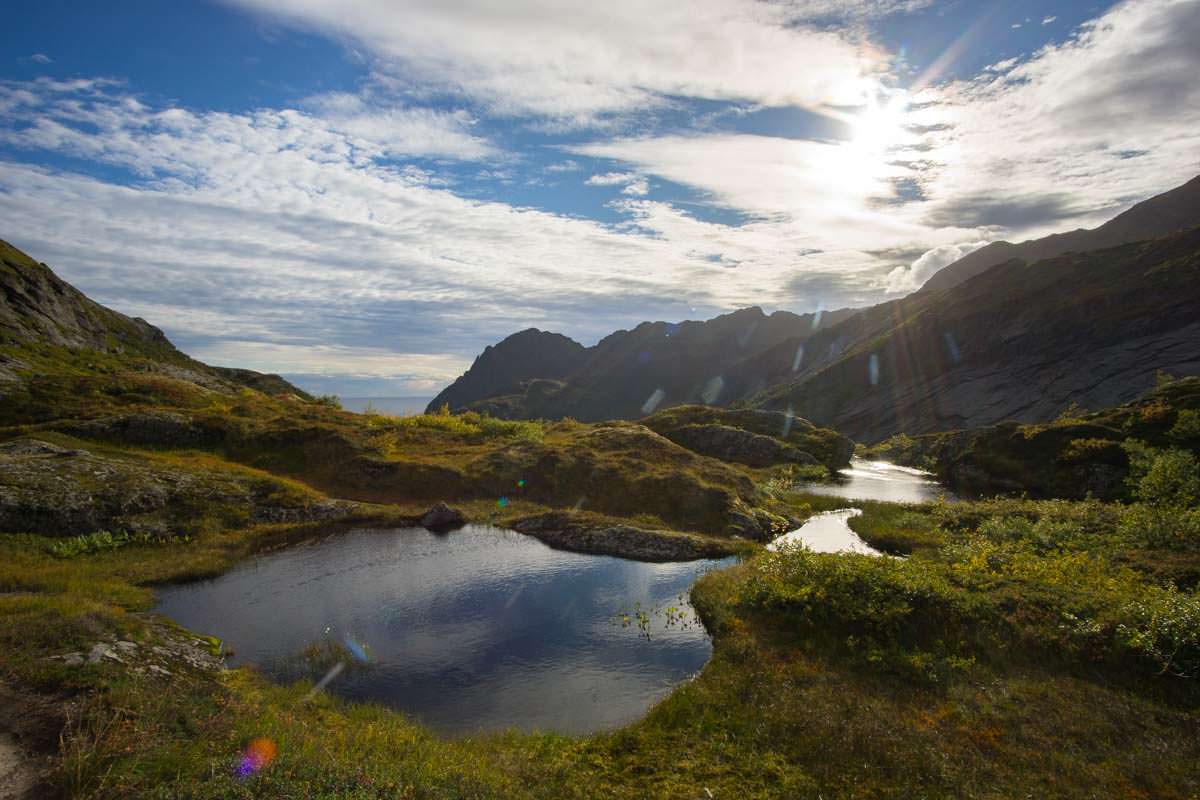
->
[799, 457, 951, 503]
[154, 526, 732, 735]
[768, 509, 881, 555]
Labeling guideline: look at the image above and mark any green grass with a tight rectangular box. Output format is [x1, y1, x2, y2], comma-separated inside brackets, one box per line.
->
[2, 334, 1199, 797]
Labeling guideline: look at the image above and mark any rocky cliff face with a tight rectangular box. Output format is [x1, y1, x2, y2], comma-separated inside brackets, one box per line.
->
[749, 227, 1200, 442]
[920, 174, 1200, 292]
[0, 240, 180, 357]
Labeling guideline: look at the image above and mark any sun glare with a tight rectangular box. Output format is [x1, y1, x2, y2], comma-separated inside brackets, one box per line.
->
[851, 91, 910, 154]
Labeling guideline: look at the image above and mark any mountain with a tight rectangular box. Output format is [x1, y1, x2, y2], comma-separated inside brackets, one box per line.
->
[748, 226, 1200, 441]
[437, 175, 1200, 437]
[920, 174, 1200, 292]
[426, 328, 586, 413]
[0, 239, 310, 400]
[428, 305, 856, 420]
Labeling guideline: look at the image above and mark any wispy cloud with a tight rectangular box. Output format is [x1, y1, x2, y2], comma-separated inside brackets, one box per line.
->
[225, 0, 895, 123]
[911, 0, 1200, 238]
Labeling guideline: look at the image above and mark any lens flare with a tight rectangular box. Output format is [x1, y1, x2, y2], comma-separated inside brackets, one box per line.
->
[517, 479, 526, 488]
[497, 496, 509, 508]
[237, 737, 277, 777]
[343, 634, 370, 663]
[641, 388, 665, 415]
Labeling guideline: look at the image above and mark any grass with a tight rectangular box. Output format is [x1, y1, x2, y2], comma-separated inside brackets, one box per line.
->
[2, 475, 1199, 798]
[2, 331, 1199, 797]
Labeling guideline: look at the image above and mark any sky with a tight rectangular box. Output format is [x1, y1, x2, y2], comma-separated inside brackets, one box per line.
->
[2, 0, 1198, 397]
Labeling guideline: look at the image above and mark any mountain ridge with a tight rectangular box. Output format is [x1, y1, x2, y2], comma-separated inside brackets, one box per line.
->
[919, 174, 1200, 292]
[433, 175, 1200, 438]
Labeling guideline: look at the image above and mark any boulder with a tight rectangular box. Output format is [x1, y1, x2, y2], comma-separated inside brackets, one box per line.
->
[420, 502, 466, 531]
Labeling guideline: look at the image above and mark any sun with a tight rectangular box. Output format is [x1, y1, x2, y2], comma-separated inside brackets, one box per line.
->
[851, 91, 911, 154]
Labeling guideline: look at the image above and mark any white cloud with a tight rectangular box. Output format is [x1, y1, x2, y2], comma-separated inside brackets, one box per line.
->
[883, 241, 989, 293]
[29, 53, 53, 64]
[913, 0, 1200, 238]
[585, 171, 638, 187]
[226, 0, 891, 122]
[0, 79, 913, 392]
[621, 177, 649, 196]
[1042, 15, 1058, 25]
[584, 171, 649, 195]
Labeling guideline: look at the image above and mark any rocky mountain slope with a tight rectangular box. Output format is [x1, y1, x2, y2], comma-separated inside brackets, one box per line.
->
[428, 305, 855, 420]
[920, 174, 1200, 292]
[0, 239, 309, 400]
[426, 328, 586, 412]
[864, 375, 1200, 500]
[437, 175, 1200, 439]
[748, 226, 1200, 441]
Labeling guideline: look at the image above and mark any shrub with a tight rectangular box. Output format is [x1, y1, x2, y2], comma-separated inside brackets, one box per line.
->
[1118, 584, 1200, 677]
[1117, 503, 1200, 550]
[1133, 449, 1200, 508]
[1168, 408, 1200, 443]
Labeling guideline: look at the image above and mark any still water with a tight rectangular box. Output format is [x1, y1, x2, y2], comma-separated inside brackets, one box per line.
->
[799, 457, 951, 504]
[768, 509, 878, 555]
[155, 526, 732, 736]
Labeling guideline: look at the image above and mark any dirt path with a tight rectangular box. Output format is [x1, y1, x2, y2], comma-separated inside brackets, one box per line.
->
[0, 682, 65, 800]
[0, 733, 37, 800]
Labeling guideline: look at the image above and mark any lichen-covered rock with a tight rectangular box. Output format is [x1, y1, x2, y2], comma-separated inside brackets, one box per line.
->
[660, 423, 820, 467]
[643, 405, 854, 470]
[0, 437, 349, 536]
[510, 512, 739, 561]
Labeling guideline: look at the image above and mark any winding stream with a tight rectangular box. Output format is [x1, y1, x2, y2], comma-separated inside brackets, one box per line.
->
[798, 456, 950, 504]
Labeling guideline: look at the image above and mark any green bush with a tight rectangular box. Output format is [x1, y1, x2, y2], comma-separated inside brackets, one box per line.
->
[1168, 408, 1200, 442]
[1119, 584, 1200, 677]
[1134, 449, 1200, 507]
[1117, 503, 1200, 550]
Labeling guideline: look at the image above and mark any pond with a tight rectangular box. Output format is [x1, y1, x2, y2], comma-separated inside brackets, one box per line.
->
[154, 525, 733, 736]
[798, 456, 952, 504]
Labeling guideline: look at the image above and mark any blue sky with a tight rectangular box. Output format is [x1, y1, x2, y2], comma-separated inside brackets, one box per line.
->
[2, 0, 1198, 396]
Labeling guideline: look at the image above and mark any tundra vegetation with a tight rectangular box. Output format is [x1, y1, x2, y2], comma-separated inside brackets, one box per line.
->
[1, 242, 1198, 798]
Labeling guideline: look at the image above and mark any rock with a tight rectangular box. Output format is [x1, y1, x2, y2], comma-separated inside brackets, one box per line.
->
[49, 652, 85, 667]
[0, 437, 354, 537]
[87, 643, 124, 664]
[511, 512, 738, 561]
[663, 423, 818, 467]
[420, 502, 466, 531]
[61, 412, 222, 448]
[724, 507, 793, 542]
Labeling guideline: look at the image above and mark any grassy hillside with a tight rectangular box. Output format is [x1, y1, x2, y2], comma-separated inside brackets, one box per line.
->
[866, 374, 1200, 499]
